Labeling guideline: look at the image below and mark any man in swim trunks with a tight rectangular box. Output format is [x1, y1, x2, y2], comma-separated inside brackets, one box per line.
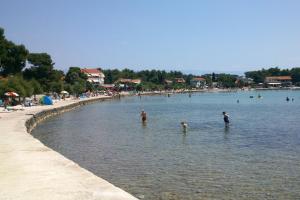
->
[223, 111, 229, 126]
[141, 110, 147, 122]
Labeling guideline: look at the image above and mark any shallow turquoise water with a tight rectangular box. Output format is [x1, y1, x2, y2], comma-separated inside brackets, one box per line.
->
[32, 90, 300, 199]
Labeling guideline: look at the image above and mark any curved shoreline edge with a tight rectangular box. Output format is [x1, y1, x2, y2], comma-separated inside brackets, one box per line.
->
[0, 96, 138, 200]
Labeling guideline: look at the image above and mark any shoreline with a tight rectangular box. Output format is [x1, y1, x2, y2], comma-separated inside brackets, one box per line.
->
[0, 96, 138, 200]
[1, 88, 299, 199]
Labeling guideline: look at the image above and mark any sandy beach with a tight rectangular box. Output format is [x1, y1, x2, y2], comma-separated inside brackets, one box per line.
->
[0, 96, 138, 200]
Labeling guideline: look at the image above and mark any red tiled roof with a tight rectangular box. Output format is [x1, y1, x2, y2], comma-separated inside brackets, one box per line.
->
[116, 78, 141, 84]
[265, 76, 292, 80]
[81, 68, 102, 74]
[117, 78, 132, 83]
[192, 77, 205, 81]
[131, 79, 141, 84]
[174, 78, 186, 83]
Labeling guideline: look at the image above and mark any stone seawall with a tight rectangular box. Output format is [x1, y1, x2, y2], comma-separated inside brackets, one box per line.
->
[0, 96, 138, 200]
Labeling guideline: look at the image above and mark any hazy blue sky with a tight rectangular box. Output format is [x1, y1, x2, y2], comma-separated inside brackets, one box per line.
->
[1, 0, 300, 74]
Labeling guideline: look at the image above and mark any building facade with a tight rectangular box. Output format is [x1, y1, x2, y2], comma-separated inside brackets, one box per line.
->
[190, 77, 206, 88]
[264, 76, 292, 87]
[80, 68, 105, 86]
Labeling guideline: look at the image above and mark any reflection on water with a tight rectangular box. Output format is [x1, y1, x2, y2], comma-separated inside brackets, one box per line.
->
[32, 91, 300, 199]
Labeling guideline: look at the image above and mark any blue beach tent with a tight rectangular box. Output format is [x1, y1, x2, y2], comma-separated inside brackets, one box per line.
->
[40, 96, 53, 105]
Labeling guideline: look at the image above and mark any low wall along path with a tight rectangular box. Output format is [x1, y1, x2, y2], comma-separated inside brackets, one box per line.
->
[0, 96, 138, 200]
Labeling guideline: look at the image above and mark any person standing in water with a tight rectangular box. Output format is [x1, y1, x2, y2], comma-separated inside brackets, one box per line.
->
[222, 111, 230, 126]
[141, 110, 147, 122]
[181, 121, 188, 132]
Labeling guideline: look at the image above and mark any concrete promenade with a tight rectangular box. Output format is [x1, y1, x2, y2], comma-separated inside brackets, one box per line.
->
[0, 96, 138, 200]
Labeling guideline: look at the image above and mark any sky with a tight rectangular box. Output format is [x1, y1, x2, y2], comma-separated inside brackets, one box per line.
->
[1, 0, 300, 75]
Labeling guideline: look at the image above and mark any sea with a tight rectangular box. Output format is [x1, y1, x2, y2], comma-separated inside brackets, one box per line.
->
[32, 90, 300, 200]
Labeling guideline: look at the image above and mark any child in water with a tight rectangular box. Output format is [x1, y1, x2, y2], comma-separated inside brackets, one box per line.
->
[181, 122, 188, 132]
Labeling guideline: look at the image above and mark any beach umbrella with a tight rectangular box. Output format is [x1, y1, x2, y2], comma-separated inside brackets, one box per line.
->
[4, 92, 19, 97]
[60, 90, 69, 94]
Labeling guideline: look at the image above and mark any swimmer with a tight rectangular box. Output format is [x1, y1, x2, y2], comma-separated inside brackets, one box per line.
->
[140, 110, 147, 122]
[222, 111, 230, 126]
[237, 99, 239, 103]
[286, 97, 290, 101]
[181, 122, 188, 132]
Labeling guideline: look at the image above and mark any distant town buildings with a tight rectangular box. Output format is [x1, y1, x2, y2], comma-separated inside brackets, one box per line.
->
[190, 77, 206, 88]
[114, 78, 141, 89]
[264, 76, 292, 87]
[80, 68, 105, 86]
[115, 78, 141, 84]
[236, 76, 254, 85]
[174, 78, 186, 83]
[164, 79, 173, 85]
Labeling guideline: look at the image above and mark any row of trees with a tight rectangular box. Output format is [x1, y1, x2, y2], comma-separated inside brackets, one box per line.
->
[103, 69, 239, 90]
[245, 67, 300, 84]
[103, 68, 195, 90]
[0, 27, 90, 97]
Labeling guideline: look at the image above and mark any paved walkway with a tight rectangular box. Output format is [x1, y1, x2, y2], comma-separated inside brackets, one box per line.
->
[0, 97, 138, 200]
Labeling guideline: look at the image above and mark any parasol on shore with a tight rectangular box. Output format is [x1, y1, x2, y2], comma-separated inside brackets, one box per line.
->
[4, 92, 19, 97]
[60, 90, 69, 94]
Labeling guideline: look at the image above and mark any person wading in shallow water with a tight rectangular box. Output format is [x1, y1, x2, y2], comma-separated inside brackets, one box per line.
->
[141, 110, 147, 123]
[181, 121, 188, 133]
[222, 111, 230, 126]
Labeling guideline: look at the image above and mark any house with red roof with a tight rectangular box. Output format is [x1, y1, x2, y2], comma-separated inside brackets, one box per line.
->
[115, 78, 141, 84]
[80, 68, 105, 86]
[264, 76, 292, 87]
[190, 77, 206, 88]
[164, 79, 173, 85]
[174, 78, 186, 84]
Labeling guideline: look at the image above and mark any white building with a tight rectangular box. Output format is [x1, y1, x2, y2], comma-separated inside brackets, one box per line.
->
[190, 77, 206, 88]
[81, 68, 105, 86]
[264, 76, 292, 87]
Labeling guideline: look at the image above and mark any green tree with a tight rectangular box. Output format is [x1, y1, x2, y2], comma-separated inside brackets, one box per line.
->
[291, 68, 300, 84]
[49, 81, 63, 93]
[217, 74, 237, 88]
[73, 81, 86, 96]
[65, 67, 87, 84]
[30, 79, 43, 95]
[23, 53, 64, 92]
[0, 28, 29, 76]
[1, 75, 33, 97]
[212, 73, 216, 82]
[63, 83, 73, 94]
